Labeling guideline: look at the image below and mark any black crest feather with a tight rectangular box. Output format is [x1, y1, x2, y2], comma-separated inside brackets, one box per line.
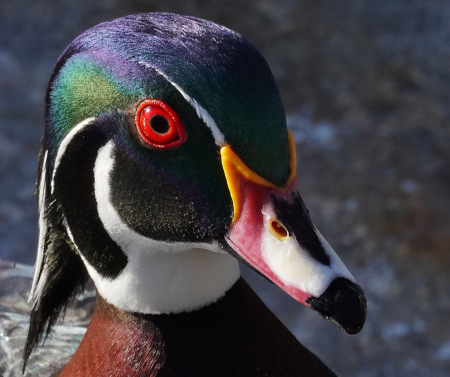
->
[22, 197, 88, 371]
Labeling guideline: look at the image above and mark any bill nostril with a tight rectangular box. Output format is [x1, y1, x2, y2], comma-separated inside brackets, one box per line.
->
[269, 219, 290, 240]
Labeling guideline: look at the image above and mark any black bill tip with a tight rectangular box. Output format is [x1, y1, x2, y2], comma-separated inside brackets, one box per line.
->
[306, 277, 367, 335]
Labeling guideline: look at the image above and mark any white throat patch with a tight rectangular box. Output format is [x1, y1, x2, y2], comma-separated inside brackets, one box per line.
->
[85, 142, 239, 314]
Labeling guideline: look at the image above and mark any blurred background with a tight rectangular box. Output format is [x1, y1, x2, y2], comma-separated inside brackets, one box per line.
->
[1, 1, 450, 376]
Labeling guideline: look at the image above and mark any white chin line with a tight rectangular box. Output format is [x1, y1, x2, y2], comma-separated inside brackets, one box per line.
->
[81, 141, 240, 314]
[261, 206, 355, 298]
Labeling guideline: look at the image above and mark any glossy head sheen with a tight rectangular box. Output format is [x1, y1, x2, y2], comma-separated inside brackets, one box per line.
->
[47, 13, 290, 186]
[31, 13, 293, 319]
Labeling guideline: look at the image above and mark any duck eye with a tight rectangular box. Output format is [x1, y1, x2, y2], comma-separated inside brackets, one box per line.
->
[150, 115, 170, 134]
[135, 99, 186, 149]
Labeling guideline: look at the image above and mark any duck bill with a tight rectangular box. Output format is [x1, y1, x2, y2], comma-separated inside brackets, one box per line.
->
[220, 133, 366, 334]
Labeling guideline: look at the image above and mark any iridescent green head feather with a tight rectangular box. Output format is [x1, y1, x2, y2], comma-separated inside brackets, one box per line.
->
[45, 13, 290, 187]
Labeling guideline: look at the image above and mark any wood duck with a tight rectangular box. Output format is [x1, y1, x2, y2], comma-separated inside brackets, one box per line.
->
[23, 13, 366, 376]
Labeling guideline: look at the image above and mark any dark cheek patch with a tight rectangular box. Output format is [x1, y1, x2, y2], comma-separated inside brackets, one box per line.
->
[272, 192, 331, 266]
[109, 150, 227, 243]
[54, 124, 128, 279]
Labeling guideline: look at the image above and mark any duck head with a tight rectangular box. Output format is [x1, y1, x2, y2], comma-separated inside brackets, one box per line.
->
[25, 12, 366, 367]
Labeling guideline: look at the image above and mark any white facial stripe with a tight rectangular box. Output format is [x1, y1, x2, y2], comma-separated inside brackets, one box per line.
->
[62, 217, 80, 256]
[261, 205, 354, 297]
[29, 150, 48, 304]
[32, 118, 95, 305]
[91, 142, 239, 314]
[51, 117, 96, 194]
[138, 62, 226, 146]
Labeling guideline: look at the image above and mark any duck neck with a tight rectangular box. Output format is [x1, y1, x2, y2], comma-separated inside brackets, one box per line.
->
[82, 246, 241, 315]
[59, 292, 166, 377]
[59, 278, 336, 377]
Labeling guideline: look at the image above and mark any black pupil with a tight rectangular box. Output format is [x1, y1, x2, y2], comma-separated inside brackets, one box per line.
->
[150, 115, 170, 134]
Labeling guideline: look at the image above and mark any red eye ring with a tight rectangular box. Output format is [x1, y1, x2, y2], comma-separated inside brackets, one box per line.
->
[135, 99, 186, 149]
